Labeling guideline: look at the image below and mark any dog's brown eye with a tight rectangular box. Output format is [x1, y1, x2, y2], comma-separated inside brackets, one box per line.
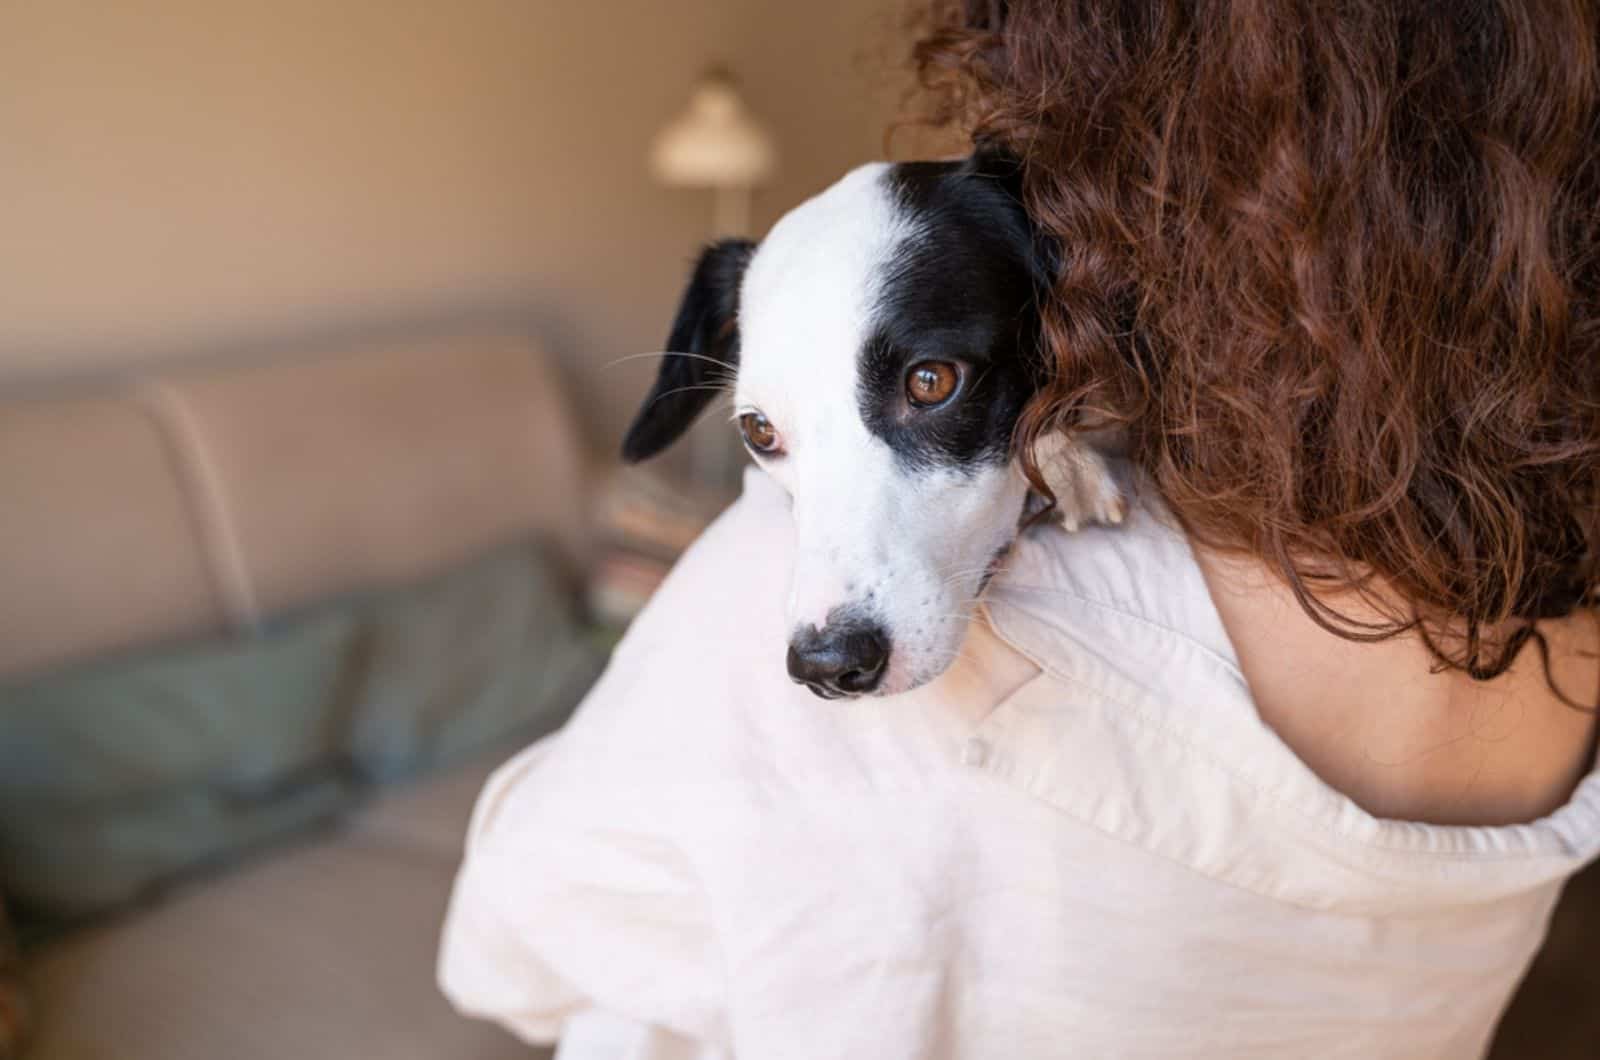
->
[738, 411, 781, 454]
[906, 361, 960, 407]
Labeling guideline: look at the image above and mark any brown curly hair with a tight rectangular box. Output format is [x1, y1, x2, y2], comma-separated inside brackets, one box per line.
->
[908, 0, 1599, 687]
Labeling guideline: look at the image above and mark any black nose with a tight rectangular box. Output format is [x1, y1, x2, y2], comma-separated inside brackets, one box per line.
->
[786, 623, 890, 698]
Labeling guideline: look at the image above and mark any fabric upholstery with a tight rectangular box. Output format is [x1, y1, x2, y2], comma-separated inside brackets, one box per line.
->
[0, 540, 603, 923]
[0, 394, 226, 681]
[167, 334, 590, 620]
[23, 750, 549, 1060]
[0, 333, 589, 682]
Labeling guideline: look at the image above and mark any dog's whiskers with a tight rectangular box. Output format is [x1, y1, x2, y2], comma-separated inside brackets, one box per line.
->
[649, 384, 738, 405]
[939, 564, 1013, 589]
[605, 350, 736, 373]
[939, 567, 1008, 588]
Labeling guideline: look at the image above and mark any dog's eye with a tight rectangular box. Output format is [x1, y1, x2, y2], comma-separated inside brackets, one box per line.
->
[906, 361, 961, 408]
[738, 411, 782, 454]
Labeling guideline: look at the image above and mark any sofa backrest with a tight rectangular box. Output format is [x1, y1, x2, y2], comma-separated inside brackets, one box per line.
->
[0, 333, 590, 682]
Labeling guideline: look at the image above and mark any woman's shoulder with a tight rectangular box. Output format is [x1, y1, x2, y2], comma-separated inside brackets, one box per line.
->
[1197, 544, 1600, 828]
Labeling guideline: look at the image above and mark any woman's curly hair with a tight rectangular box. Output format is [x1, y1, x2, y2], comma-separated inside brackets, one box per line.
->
[910, 0, 1599, 686]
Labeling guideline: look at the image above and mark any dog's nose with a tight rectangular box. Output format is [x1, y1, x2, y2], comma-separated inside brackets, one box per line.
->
[786, 623, 890, 698]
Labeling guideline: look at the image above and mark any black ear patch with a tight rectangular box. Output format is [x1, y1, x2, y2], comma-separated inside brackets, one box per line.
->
[621, 239, 756, 463]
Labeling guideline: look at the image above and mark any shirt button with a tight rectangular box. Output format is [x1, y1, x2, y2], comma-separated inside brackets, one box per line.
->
[961, 737, 990, 768]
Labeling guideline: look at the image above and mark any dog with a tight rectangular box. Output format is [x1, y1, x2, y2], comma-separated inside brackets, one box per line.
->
[621, 153, 1124, 699]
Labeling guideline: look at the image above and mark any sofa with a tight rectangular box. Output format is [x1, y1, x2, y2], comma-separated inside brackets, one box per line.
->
[1, 332, 597, 1059]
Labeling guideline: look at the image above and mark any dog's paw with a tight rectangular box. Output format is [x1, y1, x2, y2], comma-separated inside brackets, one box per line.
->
[1031, 434, 1126, 533]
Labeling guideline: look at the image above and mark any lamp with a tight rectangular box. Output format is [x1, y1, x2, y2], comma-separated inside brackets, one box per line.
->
[650, 67, 777, 237]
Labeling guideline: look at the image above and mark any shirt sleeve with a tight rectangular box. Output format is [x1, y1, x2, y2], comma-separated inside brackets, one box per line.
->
[437, 468, 795, 1048]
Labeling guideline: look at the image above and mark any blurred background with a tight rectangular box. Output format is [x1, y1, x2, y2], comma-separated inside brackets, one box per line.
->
[0, 2, 1590, 1058]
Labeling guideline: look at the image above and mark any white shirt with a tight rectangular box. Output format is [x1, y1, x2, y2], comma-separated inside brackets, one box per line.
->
[438, 467, 1600, 1059]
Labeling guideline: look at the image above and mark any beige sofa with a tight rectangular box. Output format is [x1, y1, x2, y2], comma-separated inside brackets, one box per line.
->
[2, 333, 588, 1059]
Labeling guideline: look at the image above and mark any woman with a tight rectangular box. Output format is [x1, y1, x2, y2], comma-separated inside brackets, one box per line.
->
[440, 3, 1598, 1056]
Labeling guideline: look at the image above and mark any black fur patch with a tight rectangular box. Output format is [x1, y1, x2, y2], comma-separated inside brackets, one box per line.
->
[621, 239, 755, 463]
[861, 154, 1053, 473]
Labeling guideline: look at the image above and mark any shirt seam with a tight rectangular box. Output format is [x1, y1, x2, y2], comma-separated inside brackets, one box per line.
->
[993, 583, 1246, 684]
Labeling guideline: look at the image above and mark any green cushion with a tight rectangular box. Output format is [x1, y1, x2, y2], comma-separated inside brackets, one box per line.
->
[0, 540, 604, 925]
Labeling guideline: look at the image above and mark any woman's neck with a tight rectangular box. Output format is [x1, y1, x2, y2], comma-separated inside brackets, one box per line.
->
[1196, 548, 1599, 827]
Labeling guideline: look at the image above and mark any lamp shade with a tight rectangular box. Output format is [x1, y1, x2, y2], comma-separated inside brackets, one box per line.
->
[650, 70, 777, 189]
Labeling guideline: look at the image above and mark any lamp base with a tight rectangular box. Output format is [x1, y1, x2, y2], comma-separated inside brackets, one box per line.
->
[712, 185, 753, 238]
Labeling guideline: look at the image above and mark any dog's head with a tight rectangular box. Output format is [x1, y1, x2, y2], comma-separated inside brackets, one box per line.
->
[623, 155, 1055, 698]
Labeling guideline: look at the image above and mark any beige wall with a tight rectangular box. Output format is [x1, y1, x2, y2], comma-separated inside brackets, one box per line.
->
[0, 0, 924, 446]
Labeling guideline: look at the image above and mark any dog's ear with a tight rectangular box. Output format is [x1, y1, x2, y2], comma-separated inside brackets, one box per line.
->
[621, 238, 756, 463]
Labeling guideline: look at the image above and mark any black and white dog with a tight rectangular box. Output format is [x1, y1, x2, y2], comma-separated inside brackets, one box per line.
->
[622, 154, 1123, 699]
